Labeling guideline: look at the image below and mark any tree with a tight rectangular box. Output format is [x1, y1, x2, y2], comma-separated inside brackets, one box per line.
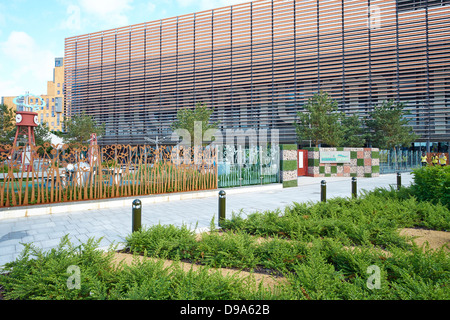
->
[63, 112, 105, 145]
[34, 121, 52, 146]
[341, 113, 366, 147]
[365, 100, 418, 150]
[295, 90, 344, 147]
[365, 100, 418, 170]
[171, 102, 219, 146]
[0, 104, 16, 144]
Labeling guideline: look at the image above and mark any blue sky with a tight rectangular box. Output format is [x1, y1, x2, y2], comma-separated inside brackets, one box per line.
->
[0, 0, 251, 98]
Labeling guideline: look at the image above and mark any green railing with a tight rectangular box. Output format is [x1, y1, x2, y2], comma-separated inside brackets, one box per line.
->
[217, 145, 280, 188]
[379, 149, 421, 174]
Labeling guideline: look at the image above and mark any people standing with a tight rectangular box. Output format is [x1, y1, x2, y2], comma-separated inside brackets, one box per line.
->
[439, 153, 447, 167]
[421, 152, 428, 167]
[432, 154, 439, 166]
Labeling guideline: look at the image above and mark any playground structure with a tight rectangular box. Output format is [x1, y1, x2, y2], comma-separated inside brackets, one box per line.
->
[7, 92, 104, 187]
[11, 93, 44, 171]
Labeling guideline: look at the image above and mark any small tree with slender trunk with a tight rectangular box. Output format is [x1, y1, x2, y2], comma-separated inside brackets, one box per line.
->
[171, 102, 219, 147]
[295, 90, 344, 147]
[63, 112, 105, 145]
[365, 99, 419, 169]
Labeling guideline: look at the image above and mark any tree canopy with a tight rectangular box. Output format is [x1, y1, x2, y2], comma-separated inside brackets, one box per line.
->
[0, 104, 16, 144]
[365, 99, 418, 150]
[295, 92, 418, 149]
[63, 112, 105, 145]
[341, 113, 366, 147]
[171, 102, 219, 146]
[295, 90, 344, 147]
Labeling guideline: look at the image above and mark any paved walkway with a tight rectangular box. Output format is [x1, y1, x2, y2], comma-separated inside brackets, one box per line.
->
[0, 173, 413, 268]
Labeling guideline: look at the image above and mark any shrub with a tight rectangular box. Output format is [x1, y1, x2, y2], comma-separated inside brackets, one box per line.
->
[223, 193, 450, 246]
[0, 236, 118, 300]
[125, 223, 198, 259]
[411, 166, 450, 208]
[0, 235, 288, 300]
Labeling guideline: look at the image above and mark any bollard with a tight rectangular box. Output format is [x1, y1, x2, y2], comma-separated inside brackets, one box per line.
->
[397, 172, 401, 190]
[321, 180, 327, 202]
[218, 190, 226, 227]
[352, 177, 357, 199]
[132, 199, 142, 233]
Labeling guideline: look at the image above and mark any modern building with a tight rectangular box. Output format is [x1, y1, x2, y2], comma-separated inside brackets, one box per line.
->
[64, 0, 450, 151]
[2, 58, 65, 132]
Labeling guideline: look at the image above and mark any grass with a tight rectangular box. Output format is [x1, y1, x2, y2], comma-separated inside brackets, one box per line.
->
[1, 186, 449, 300]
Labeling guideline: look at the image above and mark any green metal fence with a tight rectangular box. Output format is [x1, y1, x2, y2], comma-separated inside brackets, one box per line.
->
[218, 145, 280, 188]
[379, 149, 421, 174]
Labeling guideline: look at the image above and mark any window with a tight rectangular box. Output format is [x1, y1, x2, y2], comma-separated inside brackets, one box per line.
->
[397, 0, 450, 12]
[57, 83, 60, 87]
[57, 91, 60, 95]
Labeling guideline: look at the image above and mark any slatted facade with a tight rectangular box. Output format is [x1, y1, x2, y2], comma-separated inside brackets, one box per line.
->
[64, 0, 450, 145]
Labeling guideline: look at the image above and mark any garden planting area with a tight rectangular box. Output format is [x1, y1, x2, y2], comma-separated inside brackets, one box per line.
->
[0, 166, 449, 300]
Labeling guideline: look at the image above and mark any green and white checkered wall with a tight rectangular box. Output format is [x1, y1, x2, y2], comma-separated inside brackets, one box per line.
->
[305, 147, 380, 178]
[280, 144, 298, 188]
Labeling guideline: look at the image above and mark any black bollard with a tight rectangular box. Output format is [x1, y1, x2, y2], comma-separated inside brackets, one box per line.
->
[132, 199, 142, 233]
[321, 180, 327, 202]
[352, 177, 357, 199]
[397, 172, 401, 190]
[218, 190, 226, 227]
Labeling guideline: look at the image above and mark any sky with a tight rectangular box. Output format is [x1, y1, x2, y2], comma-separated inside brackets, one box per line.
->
[0, 0, 253, 98]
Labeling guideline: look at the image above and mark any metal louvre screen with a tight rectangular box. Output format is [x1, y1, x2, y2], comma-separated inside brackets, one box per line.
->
[64, 0, 450, 145]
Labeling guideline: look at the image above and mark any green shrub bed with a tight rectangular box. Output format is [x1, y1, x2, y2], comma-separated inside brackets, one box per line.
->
[1, 175, 449, 300]
[0, 236, 283, 300]
[121, 191, 449, 299]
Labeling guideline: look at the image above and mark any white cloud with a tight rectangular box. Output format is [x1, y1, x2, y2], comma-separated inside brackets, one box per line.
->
[0, 79, 27, 98]
[0, 4, 5, 37]
[0, 31, 55, 96]
[78, 0, 134, 27]
[60, 4, 82, 31]
[176, 0, 253, 10]
[147, 2, 156, 13]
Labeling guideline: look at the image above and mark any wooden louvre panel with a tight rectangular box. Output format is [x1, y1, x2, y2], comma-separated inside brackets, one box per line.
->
[64, 0, 450, 145]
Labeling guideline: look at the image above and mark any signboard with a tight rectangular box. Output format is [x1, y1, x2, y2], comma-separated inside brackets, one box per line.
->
[320, 151, 351, 163]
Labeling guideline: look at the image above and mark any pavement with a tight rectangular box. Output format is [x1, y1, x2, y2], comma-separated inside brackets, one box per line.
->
[0, 172, 414, 268]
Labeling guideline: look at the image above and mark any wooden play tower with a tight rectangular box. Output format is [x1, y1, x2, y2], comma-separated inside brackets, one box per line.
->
[11, 93, 45, 171]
